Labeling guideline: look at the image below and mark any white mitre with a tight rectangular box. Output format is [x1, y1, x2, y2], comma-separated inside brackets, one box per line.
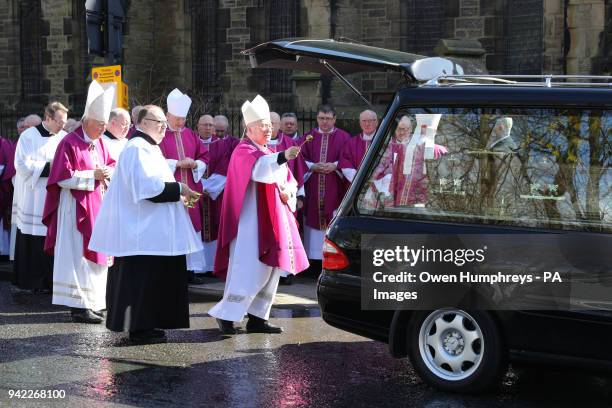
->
[83, 80, 115, 123]
[241, 95, 270, 126]
[414, 114, 442, 138]
[404, 113, 443, 174]
[167, 88, 192, 118]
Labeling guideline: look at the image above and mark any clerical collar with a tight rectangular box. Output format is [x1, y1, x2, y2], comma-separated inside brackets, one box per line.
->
[362, 132, 374, 141]
[82, 130, 96, 144]
[36, 123, 52, 137]
[167, 124, 183, 132]
[245, 138, 268, 151]
[104, 130, 117, 140]
[132, 130, 158, 145]
[317, 127, 335, 135]
[268, 136, 280, 145]
[200, 136, 213, 143]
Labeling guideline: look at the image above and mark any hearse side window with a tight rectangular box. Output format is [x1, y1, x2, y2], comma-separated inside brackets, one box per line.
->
[357, 108, 611, 233]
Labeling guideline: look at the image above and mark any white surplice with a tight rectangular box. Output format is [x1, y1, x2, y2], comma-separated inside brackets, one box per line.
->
[102, 134, 128, 162]
[11, 125, 66, 258]
[198, 173, 227, 272]
[0, 164, 8, 255]
[208, 151, 297, 322]
[89, 136, 203, 257]
[52, 134, 109, 310]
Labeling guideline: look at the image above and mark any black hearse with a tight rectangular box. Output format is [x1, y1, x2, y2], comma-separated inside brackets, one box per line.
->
[244, 39, 612, 393]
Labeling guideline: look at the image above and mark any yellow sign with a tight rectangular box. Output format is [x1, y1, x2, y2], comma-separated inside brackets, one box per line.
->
[92, 65, 122, 83]
[91, 65, 129, 109]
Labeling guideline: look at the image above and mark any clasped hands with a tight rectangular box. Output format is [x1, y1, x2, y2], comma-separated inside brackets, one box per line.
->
[311, 162, 337, 174]
[176, 158, 197, 169]
[93, 167, 111, 181]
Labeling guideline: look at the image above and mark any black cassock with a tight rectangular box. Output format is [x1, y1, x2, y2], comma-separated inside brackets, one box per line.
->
[13, 228, 53, 290]
[105, 132, 190, 332]
[106, 254, 189, 331]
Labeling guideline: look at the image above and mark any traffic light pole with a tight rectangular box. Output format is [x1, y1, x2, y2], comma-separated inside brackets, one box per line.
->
[85, 0, 125, 64]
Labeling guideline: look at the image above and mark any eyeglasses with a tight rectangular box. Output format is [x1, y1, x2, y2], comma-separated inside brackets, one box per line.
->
[51, 116, 67, 126]
[145, 117, 168, 127]
[361, 119, 378, 124]
[317, 116, 335, 121]
[254, 122, 273, 129]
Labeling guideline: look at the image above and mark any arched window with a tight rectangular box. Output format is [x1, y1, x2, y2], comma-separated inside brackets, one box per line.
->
[20, 0, 44, 103]
[70, 0, 92, 112]
[192, 0, 220, 103]
[266, 0, 299, 98]
[249, 0, 299, 111]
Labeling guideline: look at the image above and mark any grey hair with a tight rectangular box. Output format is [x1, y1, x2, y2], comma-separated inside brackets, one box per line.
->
[214, 115, 229, 126]
[281, 112, 297, 120]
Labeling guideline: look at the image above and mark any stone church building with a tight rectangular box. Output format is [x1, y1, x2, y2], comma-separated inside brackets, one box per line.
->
[0, 0, 610, 134]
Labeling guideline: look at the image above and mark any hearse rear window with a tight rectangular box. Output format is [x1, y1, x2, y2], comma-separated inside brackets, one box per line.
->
[357, 108, 611, 233]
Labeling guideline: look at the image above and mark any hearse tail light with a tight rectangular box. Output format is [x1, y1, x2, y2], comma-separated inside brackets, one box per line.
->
[322, 238, 350, 271]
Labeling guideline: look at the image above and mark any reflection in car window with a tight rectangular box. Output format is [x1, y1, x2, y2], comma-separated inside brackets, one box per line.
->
[357, 108, 611, 233]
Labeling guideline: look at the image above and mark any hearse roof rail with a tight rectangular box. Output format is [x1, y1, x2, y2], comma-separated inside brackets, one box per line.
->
[424, 74, 612, 88]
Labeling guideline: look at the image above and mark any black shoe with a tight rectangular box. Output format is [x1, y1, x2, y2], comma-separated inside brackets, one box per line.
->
[216, 318, 237, 334]
[33, 288, 51, 295]
[71, 308, 103, 324]
[129, 329, 167, 344]
[279, 275, 294, 285]
[246, 314, 283, 334]
[92, 309, 106, 318]
[188, 273, 205, 285]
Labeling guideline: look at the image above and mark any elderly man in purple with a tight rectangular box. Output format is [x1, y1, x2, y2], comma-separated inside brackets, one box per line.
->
[366, 115, 447, 209]
[159, 89, 208, 281]
[43, 81, 116, 324]
[0, 136, 16, 256]
[301, 105, 350, 264]
[209, 95, 308, 335]
[338, 109, 379, 184]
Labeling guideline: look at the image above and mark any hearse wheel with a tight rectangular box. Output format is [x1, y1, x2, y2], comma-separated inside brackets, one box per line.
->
[407, 309, 507, 393]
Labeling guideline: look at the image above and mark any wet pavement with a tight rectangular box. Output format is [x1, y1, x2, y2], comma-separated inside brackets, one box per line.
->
[1, 279, 612, 408]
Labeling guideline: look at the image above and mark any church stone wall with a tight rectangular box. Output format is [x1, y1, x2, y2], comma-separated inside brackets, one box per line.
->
[0, 1, 21, 109]
[0, 0, 611, 116]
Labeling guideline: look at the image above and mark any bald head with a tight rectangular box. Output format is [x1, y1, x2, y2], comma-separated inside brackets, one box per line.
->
[359, 110, 378, 136]
[214, 115, 229, 138]
[131, 106, 143, 125]
[395, 115, 413, 143]
[270, 112, 281, 139]
[24, 114, 42, 129]
[107, 108, 131, 139]
[197, 114, 215, 139]
[138, 105, 168, 143]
